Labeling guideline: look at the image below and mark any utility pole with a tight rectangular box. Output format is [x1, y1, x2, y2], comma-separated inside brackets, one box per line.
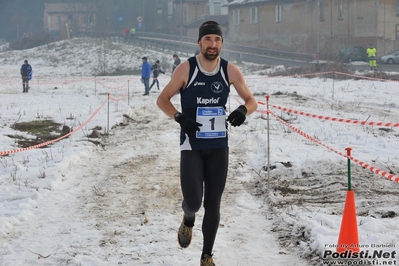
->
[317, 0, 320, 65]
[383, 0, 386, 54]
[330, 0, 333, 38]
[180, 0, 183, 54]
[347, 0, 350, 44]
[142, 0, 145, 31]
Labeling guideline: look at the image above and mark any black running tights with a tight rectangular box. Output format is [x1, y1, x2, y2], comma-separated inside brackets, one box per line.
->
[180, 148, 229, 255]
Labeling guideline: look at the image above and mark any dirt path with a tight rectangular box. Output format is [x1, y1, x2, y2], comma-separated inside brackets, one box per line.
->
[66, 104, 311, 265]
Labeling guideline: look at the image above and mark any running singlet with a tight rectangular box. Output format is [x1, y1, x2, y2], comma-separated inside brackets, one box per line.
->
[179, 56, 230, 151]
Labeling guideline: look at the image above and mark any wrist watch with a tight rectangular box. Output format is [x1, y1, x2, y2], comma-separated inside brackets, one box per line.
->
[174, 112, 183, 122]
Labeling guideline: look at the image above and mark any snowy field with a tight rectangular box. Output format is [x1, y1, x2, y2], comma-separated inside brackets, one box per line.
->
[0, 38, 398, 266]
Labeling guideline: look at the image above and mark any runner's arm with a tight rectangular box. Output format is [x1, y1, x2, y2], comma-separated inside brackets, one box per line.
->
[227, 63, 258, 115]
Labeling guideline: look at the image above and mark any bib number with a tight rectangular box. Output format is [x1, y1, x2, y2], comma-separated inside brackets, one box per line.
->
[196, 107, 226, 138]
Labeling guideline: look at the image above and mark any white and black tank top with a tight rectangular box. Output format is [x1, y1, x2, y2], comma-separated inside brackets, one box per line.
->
[179, 56, 230, 151]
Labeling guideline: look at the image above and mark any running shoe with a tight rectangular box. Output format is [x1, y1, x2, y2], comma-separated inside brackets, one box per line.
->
[200, 254, 215, 266]
[177, 217, 193, 248]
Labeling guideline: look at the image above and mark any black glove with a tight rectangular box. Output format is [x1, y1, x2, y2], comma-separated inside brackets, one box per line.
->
[176, 114, 202, 134]
[227, 105, 247, 127]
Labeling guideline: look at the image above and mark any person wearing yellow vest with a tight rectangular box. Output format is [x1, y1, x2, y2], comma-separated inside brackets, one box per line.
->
[366, 44, 377, 71]
[130, 27, 136, 38]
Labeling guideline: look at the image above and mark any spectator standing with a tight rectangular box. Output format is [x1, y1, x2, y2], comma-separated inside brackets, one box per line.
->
[20, 60, 32, 93]
[172, 54, 181, 73]
[124, 27, 130, 41]
[366, 44, 377, 71]
[130, 27, 136, 38]
[149, 60, 165, 91]
[156, 21, 258, 266]
[141, 57, 152, 96]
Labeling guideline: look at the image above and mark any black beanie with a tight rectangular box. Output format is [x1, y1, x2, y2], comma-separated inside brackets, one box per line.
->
[198, 21, 223, 42]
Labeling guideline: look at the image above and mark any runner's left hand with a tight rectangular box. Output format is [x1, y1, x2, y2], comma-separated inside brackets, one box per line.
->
[227, 105, 247, 127]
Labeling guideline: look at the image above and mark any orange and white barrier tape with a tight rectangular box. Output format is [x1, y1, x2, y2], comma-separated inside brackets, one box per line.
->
[0, 98, 107, 156]
[97, 80, 128, 90]
[109, 91, 128, 102]
[271, 105, 399, 128]
[334, 71, 399, 83]
[268, 109, 399, 183]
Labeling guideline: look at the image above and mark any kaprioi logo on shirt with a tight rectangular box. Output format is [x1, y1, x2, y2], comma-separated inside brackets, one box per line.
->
[210, 81, 223, 93]
[197, 97, 220, 105]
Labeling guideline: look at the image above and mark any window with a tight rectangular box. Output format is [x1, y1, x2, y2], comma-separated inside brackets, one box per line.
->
[68, 14, 73, 20]
[275, 5, 282, 23]
[214, 1, 222, 15]
[319, 0, 325, 21]
[250, 6, 258, 24]
[397, 0, 399, 16]
[233, 9, 240, 25]
[167, 1, 173, 16]
[338, 0, 343, 20]
[57, 16, 61, 25]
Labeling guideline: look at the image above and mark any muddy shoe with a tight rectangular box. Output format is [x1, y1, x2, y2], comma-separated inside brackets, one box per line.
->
[177, 219, 193, 248]
[200, 254, 215, 266]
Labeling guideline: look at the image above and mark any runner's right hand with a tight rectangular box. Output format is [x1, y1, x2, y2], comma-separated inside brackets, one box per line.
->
[176, 115, 202, 134]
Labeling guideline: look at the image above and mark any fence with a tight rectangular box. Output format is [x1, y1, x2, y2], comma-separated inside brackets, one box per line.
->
[1, 70, 398, 184]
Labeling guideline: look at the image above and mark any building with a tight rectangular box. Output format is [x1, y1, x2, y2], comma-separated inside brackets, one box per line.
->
[44, 3, 97, 35]
[172, 0, 230, 35]
[226, 0, 399, 57]
[186, 15, 229, 39]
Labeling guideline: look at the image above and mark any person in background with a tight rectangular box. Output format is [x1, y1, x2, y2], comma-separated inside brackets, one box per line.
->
[124, 27, 130, 41]
[156, 20, 258, 266]
[20, 59, 32, 93]
[141, 56, 152, 96]
[172, 54, 181, 73]
[130, 27, 136, 38]
[366, 44, 377, 71]
[149, 60, 165, 91]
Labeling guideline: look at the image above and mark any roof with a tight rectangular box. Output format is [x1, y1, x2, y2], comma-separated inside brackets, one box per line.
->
[226, 0, 268, 6]
[226, 0, 304, 7]
[186, 15, 229, 28]
[173, 0, 208, 3]
[44, 3, 97, 13]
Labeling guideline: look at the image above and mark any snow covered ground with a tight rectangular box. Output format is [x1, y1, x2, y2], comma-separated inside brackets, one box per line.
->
[0, 38, 398, 266]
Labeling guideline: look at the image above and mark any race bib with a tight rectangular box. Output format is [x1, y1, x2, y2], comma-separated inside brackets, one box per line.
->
[196, 106, 226, 138]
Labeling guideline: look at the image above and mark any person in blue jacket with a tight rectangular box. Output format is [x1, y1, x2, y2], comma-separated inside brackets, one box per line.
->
[20, 60, 32, 93]
[141, 57, 152, 95]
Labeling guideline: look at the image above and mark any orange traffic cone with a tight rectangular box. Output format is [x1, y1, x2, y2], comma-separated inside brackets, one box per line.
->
[337, 190, 360, 253]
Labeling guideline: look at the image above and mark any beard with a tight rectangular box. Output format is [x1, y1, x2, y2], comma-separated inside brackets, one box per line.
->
[201, 47, 220, 61]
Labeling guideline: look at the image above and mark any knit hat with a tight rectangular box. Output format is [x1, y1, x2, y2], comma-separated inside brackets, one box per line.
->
[156, 60, 160, 63]
[198, 21, 223, 42]
[142, 56, 147, 60]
